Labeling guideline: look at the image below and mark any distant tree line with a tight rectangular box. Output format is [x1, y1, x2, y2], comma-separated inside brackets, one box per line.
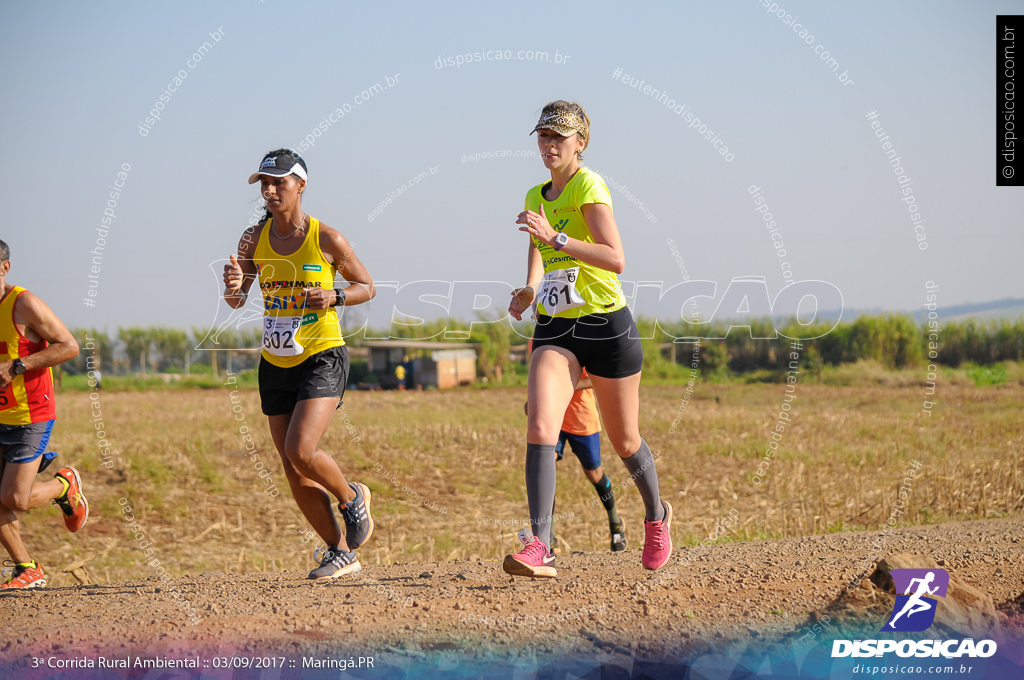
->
[646, 315, 1024, 374]
[66, 327, 261, 377]
[65, 315, 1022, 379]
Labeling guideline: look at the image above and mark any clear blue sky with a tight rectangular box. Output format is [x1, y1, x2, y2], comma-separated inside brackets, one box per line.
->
[2, 0, 1021, 338]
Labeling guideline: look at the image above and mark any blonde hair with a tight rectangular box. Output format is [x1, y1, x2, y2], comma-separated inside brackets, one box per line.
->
[540, 100, 591, 161]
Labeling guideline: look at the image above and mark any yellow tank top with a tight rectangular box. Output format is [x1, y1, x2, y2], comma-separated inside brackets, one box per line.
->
[0, 286, 56, 425]
[253, 217, 345, 368]
[525, 167, 627, 318]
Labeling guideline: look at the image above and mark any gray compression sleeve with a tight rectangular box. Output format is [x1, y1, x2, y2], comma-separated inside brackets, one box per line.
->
[526, 443, 557, 547]
[620, 439, 665, 522]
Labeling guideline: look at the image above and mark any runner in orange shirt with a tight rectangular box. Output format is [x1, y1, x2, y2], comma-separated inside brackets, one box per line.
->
[526, 338, 625, 552]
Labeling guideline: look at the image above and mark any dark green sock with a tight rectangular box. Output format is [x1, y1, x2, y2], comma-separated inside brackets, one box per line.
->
[593, 475, 621, 526]
[549, 499, 557, 545]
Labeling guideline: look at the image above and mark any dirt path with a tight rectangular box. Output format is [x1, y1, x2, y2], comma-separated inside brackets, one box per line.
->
[2, 517, 1023, 676]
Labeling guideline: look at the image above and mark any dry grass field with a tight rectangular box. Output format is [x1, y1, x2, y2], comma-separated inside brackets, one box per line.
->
[16, 374, 1023, 588]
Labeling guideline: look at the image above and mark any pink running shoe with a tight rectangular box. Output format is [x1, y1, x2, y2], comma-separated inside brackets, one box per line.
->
[642, 500, 673, 570]
[502, 529, 556, 579]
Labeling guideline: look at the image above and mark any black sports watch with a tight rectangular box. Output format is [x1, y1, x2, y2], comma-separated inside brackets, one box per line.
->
[12, 358, 26, 375]
[333, 289, 347, 306]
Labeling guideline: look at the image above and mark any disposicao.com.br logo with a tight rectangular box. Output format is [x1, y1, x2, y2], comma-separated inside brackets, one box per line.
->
[883, 568, 949, 632]
[831, 568, 997, 659]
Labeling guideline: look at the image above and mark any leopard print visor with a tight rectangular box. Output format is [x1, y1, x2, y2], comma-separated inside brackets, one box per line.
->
[531, 109, 587, 141]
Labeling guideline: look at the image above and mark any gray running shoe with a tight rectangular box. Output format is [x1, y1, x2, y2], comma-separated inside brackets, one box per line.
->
[338, 482, 374, 549]
[308, 546, 361, 580]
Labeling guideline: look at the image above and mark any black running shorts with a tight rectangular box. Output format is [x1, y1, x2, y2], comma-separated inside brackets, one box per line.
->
[531, 307, 644, 379]
[258, 345, 349, 416]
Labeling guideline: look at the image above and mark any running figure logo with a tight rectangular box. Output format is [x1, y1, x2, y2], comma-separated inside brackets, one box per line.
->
[881, 568, 949, 632]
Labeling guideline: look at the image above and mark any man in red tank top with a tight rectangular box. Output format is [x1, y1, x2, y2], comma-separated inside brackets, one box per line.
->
[0, 240, 85, 589]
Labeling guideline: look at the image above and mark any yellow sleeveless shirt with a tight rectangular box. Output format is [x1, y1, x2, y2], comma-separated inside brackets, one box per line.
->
[0, 286, 56, 425]
[253, 217, 345, 368]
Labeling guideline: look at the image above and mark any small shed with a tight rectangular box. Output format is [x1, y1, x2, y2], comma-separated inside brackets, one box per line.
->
[364, 340, 480, 389]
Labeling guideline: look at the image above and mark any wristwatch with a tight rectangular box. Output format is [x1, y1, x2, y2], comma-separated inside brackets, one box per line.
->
[333, 289, 347, 306]
[553, 232, 569, 251]
[12, 359, 26, 375]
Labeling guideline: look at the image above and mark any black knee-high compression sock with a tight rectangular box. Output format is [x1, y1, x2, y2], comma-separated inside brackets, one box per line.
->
[620, 439, 665, 522]
[592, 474, 621, 526]
[525, 443, 557, 547]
